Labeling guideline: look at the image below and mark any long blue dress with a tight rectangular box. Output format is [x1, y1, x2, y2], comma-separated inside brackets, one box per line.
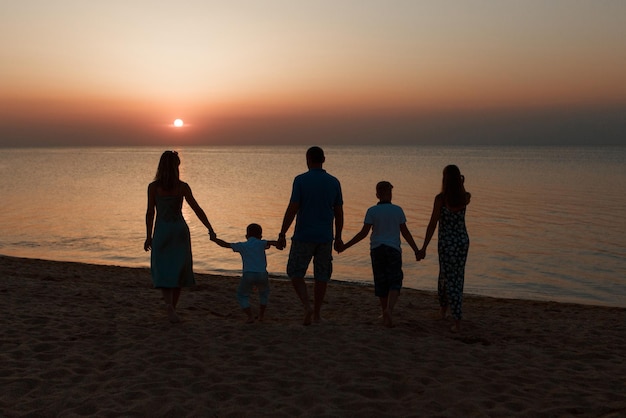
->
[437, 206, 469, 320]
[151, 194, 195, 288]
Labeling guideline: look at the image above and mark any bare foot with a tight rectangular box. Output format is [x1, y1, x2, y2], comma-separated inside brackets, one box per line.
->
[245, 317, 255, 324]
[303, 308, 313, 326]
[383, 310, 393, 328]
[439, 307, 448, 320]
[313, 316, 325, 325]
[167, 305, 181, 323]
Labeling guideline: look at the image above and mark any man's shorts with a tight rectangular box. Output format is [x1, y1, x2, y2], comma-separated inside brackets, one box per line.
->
[370, 244, 403, 297]
[287, 240, 333, 282]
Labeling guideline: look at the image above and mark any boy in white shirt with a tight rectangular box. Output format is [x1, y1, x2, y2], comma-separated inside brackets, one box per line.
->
[339, 181, 421, 327]
[211, 223, 279, 323]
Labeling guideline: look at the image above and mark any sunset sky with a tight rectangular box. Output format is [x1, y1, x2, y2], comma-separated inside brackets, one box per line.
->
[1, 1, 625, 146]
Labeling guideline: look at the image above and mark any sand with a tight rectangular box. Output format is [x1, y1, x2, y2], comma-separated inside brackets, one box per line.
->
[1, 254, 625, 417]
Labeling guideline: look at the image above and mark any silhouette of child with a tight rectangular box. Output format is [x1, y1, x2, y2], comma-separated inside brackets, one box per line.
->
[211, 223, 279, 323]
[339, 181, 421, 327]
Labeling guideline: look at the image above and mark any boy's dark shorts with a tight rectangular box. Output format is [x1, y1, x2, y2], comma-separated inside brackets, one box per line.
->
[370, 244, 403, 297]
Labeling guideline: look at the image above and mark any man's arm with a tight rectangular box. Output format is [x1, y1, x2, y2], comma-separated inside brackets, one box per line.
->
[277, 201, 299, 249]
[333, 204, 344, 252]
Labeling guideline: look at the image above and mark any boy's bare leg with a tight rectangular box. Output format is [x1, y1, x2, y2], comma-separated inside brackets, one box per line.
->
[242, 307, 254, 323]
[292, 277, 313, 325]
[258, 304, 266, 322]
[313, 281, 327, 323]
[383, 290, 399, 328]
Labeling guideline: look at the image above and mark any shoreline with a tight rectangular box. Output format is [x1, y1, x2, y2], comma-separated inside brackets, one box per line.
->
[5, 252, 624, 310]
[2, 254, 625, 416]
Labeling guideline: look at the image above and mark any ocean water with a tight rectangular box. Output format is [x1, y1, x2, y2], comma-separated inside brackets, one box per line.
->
[1, 145, 624, 308]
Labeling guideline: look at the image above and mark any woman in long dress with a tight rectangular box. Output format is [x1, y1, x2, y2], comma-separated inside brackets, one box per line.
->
[144, 151, 216, 323]
[418, 165, 471, 333]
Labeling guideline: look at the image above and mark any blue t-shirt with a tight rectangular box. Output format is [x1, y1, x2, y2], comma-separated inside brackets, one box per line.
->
[290, 168, 343, 243]
[230, 237, 268, 273]
[364, 202, 407, 252]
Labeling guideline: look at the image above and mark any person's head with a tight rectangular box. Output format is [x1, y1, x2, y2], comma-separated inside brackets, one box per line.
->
[246, 223, 263, 239]
[154, 150, 181, 190]
[376, 181, 393, 202]
[441, 165, 466, 207]
[306, 146, 325, 168]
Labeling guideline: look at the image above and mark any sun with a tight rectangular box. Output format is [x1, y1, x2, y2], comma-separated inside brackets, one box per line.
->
[173, 118, 184, 127]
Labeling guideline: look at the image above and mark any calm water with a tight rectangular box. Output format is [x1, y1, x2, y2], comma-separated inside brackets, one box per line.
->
[1, 145, 624, 308]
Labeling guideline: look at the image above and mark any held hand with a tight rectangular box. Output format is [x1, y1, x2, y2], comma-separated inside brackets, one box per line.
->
[144, 238, 152, 252]
[334, 239, 345, 253]
[277, 235, 287, 250]
[416, 248, 426, 261]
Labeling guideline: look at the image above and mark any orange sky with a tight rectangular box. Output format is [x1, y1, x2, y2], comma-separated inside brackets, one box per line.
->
[1, 1, 625, 146]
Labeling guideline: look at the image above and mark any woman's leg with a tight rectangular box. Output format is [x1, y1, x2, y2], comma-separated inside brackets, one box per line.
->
[446, 261, 466, 332]
[161, 288, 181, 323]
[172, 288, 181, 308]
[437, 269, 449, 317]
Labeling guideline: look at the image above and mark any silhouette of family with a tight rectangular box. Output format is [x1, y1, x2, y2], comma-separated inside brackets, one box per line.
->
[144, 147, 470, 332]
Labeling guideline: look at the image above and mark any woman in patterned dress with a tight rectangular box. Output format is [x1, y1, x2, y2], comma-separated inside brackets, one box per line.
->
[418, 165, 471, 333]
[144, 151, 216, 323]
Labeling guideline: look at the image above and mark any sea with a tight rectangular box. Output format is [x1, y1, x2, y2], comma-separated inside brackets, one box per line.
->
[1, 145, 624, 308]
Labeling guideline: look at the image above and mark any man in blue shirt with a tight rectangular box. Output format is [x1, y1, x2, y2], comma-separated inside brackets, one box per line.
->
[277, 146, 344, 325]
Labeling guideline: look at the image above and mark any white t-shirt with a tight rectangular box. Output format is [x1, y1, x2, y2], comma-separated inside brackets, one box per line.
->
[230, 237, 268, 273]
[364, 202, 406, 252]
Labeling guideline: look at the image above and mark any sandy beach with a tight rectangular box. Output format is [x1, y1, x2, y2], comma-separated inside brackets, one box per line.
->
[1, 254, 625, 417]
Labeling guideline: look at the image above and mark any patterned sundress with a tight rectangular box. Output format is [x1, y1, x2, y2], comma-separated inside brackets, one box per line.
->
[437, 205, 469, 320]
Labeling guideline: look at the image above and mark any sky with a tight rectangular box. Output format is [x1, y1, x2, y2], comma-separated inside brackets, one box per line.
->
[1, 0, 625, 147]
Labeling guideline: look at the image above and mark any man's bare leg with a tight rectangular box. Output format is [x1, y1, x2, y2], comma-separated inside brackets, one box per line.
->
[313, 280, 327, 323]
[379, 296, 388, 324]
[292, 277, 313, 325]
